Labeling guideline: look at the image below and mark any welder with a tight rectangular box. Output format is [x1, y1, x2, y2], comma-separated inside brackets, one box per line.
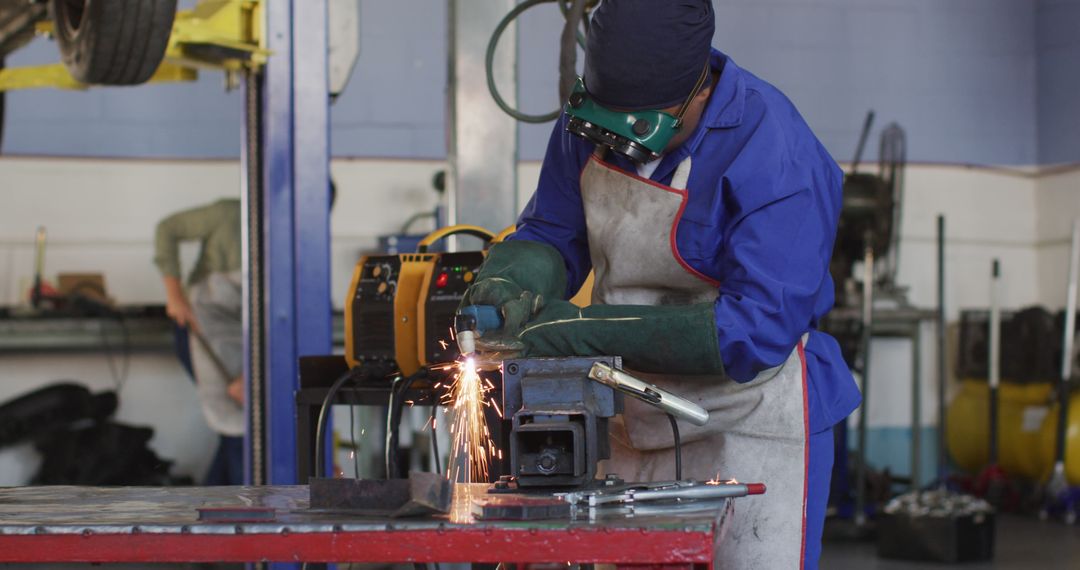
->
[459, 1, 860, 568]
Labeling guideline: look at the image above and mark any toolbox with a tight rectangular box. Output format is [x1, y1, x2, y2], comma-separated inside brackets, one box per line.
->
[877, 510, 995, 562]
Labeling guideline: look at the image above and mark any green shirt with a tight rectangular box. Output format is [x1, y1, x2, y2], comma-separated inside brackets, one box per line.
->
[154, 199, 242, 286]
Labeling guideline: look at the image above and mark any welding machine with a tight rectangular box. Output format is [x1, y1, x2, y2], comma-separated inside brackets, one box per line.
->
[344, 225, 496, 375]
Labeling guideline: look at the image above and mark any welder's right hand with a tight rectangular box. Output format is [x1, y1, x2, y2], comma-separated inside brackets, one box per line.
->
[459, 239, 568, 337]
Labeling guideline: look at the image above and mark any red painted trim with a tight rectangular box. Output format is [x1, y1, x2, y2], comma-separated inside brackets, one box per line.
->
[585, 156, 721, 288]
[0, 527, 716, 564]
[797, 340, 810, 570]
[669, 191, 722, 288]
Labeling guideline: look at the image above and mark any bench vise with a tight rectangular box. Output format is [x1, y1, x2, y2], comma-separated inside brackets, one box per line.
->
[501, 356, 623, 488]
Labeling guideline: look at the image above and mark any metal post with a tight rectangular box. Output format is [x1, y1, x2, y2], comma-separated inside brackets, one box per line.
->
[447, 0, 520, 239]
[1051, 221, 1080, 491]
[241, 69, 266, 486]
[911, 325, 922, 490]
[989, 259, 1001, 465]
[936, 215, 947, 489]
[854, 244, 873, 527]
[244, 0, 332, 488]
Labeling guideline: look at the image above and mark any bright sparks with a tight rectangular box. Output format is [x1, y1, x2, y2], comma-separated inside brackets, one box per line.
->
[444, 357, 501, 483]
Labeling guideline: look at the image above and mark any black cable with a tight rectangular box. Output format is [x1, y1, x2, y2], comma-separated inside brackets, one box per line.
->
[315, 368, 360, 479]
[668, 413, 682, 481]
[97, 309, 131, 394]
[385, 369, 427, 479]
[430, 404, 441, 475]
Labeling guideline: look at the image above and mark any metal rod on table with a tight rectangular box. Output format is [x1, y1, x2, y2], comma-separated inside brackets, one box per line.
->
[989, 259, 1001, 465]
[936, 215, 947, 489]
[855, 242, 874, 526]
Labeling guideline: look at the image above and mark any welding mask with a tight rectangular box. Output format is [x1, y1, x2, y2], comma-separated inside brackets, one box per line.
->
[563, 65, 710, 164]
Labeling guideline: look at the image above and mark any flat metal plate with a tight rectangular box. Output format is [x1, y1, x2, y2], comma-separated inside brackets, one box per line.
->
[0, 484, 729, 563]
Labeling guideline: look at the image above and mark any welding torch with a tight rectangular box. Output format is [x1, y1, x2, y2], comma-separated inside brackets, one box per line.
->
[454, 305, 504, 356]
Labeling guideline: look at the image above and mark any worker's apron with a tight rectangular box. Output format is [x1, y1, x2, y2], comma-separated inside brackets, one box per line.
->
[582, 153, 809, 569]
[189, 270, 245, 437]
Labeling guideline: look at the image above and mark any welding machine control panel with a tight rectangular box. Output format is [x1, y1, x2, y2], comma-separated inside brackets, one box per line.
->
[421, 251, 486, 366]
[345, 255, 402, 367]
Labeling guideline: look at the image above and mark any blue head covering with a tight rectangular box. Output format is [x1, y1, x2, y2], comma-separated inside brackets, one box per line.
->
[583, 0, 715, 111]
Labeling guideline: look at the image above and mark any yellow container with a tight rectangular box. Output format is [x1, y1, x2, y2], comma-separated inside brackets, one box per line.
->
[946, 380, 1054, 480]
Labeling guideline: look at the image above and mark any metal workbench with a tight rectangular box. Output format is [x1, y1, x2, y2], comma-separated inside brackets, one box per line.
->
[0, 485, 728, 566]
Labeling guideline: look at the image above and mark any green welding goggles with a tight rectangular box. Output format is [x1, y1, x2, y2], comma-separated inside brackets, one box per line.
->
[563, 65, 710, 163]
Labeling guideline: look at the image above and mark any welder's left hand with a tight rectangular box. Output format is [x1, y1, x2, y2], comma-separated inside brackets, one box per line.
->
[516, 300, 725, 375]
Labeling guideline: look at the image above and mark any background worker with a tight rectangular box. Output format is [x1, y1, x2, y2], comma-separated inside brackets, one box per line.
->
[154, 198, 245, 486]
[461, 1, 860, 568]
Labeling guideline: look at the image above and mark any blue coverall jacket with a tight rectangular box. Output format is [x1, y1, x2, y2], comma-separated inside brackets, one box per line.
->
[513, 50, 861, 434]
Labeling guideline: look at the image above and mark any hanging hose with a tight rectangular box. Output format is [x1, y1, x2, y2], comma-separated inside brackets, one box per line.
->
[486, 0, 590, 123]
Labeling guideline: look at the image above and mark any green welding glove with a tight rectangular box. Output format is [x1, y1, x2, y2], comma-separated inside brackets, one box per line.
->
[460, 240, 568, 337]
[517, 300, 725, 376]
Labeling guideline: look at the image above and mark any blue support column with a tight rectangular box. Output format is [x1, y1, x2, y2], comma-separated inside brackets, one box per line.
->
[258, 0, 331, 486]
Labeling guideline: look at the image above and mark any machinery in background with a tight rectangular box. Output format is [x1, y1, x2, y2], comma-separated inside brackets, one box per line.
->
[831, 111, 908, 312]
[824, 111, 912, 535]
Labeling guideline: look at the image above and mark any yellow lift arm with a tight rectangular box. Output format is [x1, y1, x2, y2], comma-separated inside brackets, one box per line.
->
[0, 0, 268, 92]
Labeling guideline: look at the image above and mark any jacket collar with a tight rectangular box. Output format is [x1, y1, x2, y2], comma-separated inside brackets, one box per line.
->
[701, 49, 745, 130]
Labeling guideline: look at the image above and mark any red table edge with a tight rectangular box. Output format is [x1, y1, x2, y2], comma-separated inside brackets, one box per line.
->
[0, 526, 719, 564]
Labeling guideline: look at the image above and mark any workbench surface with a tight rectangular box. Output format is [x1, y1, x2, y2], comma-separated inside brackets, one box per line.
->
[0, 484, 729, 564]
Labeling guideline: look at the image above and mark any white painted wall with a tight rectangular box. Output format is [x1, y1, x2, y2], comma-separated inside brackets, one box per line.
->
[1035, 168, 1080, 310]
[1, 156, 1078, 483]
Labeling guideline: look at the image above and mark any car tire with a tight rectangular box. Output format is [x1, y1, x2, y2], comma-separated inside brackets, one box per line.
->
[51, 0, 178, 85]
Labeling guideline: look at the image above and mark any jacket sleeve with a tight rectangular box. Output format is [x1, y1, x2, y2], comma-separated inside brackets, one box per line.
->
[153, 201, 228, 279]
[511, 114, 595, 299]
[713, 114, 843, 382]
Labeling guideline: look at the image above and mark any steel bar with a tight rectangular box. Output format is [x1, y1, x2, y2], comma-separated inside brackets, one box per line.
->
[854, 244, 874, 526]
[911, 324, 922, 489]
[1051, 221, 1080, 488]
[989, 259, 1001, 464]
[936, 215, 947, 489]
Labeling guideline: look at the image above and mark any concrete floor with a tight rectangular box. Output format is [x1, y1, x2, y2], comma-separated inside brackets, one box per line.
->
[821, 514, 1080, 569]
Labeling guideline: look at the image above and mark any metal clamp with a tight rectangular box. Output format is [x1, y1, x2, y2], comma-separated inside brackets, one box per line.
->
[587, 362, 709, 426]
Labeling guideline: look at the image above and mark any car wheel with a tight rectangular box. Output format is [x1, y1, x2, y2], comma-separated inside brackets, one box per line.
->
[51, 0, 178, 85]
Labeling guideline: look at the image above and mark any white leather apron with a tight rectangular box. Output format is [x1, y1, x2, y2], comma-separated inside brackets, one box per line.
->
[581, 153, 810, 569]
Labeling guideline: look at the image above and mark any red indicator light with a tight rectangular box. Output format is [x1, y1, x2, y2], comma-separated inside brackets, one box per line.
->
[436, 272, 449, 288]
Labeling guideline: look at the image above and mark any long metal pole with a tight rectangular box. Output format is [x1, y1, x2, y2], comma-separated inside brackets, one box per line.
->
[936, 215, 947, 489]
[911, 326, 922, 490]
[854, 243, 874, 526]
[1050, 221, 1080, 493]
[241, 69, 266, 486]
[989, 259, 1001, 465]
